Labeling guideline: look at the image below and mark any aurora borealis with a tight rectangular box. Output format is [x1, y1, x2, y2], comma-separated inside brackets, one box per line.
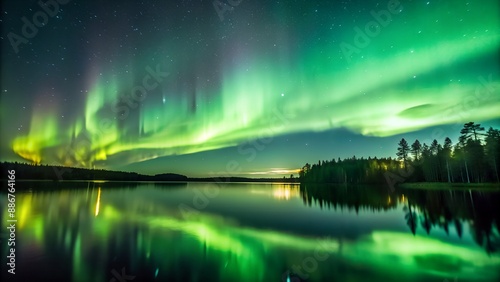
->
[5, 182, 500, 281]
[1, 0, 499, 177]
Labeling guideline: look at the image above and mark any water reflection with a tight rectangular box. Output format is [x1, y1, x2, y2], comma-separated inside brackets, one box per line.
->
[402, 188, 500, 254]
[300, 184, 500, 255]
[1, 182, 499, 282]
[300, 184, 398, 212]
[95, 187, 101, 216]
[273, 184, 300, 200]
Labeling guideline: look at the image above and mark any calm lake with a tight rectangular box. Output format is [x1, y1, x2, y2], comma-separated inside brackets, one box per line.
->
[2, 181, 500, 282]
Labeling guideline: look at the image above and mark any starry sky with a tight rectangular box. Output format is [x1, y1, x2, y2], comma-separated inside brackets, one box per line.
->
[1, 0, 499, 178]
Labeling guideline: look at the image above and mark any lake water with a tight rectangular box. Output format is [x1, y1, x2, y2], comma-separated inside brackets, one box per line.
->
[2, 181, 500, 282]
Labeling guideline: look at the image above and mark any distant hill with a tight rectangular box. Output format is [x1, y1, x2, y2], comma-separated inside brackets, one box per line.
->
[0, 161, 187, 181]
[0, 162, 294, 183]
[153, 173, 188, 181]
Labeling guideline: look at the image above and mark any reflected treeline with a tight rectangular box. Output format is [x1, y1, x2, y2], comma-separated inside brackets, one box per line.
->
[402, 188, 500, 254]
[299, 184, 397, 213]
[300, 184, 500, 254]
[7, 183, 500, 281]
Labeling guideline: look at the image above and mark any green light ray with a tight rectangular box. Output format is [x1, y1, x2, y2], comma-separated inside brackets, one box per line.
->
[9, 1, 500, 167]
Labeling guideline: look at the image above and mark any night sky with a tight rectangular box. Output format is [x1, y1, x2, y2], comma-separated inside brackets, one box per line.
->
[1, 0, 499, 177]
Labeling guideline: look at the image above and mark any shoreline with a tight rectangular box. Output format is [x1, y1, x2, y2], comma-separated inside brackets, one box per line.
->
[398, 182, 500, 190]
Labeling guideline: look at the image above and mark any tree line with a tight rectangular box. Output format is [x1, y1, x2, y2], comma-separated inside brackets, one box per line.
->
[395, 122, 499, 183]
[0, 162, 188, 182]
[299, 122, 500, 184]
[299, 183, 500, 254]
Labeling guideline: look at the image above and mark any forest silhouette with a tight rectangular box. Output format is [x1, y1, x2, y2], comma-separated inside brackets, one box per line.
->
[299, 122, 500, 185]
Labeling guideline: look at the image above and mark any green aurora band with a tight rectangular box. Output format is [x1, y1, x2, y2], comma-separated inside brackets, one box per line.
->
[9, 1, 500, 168]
